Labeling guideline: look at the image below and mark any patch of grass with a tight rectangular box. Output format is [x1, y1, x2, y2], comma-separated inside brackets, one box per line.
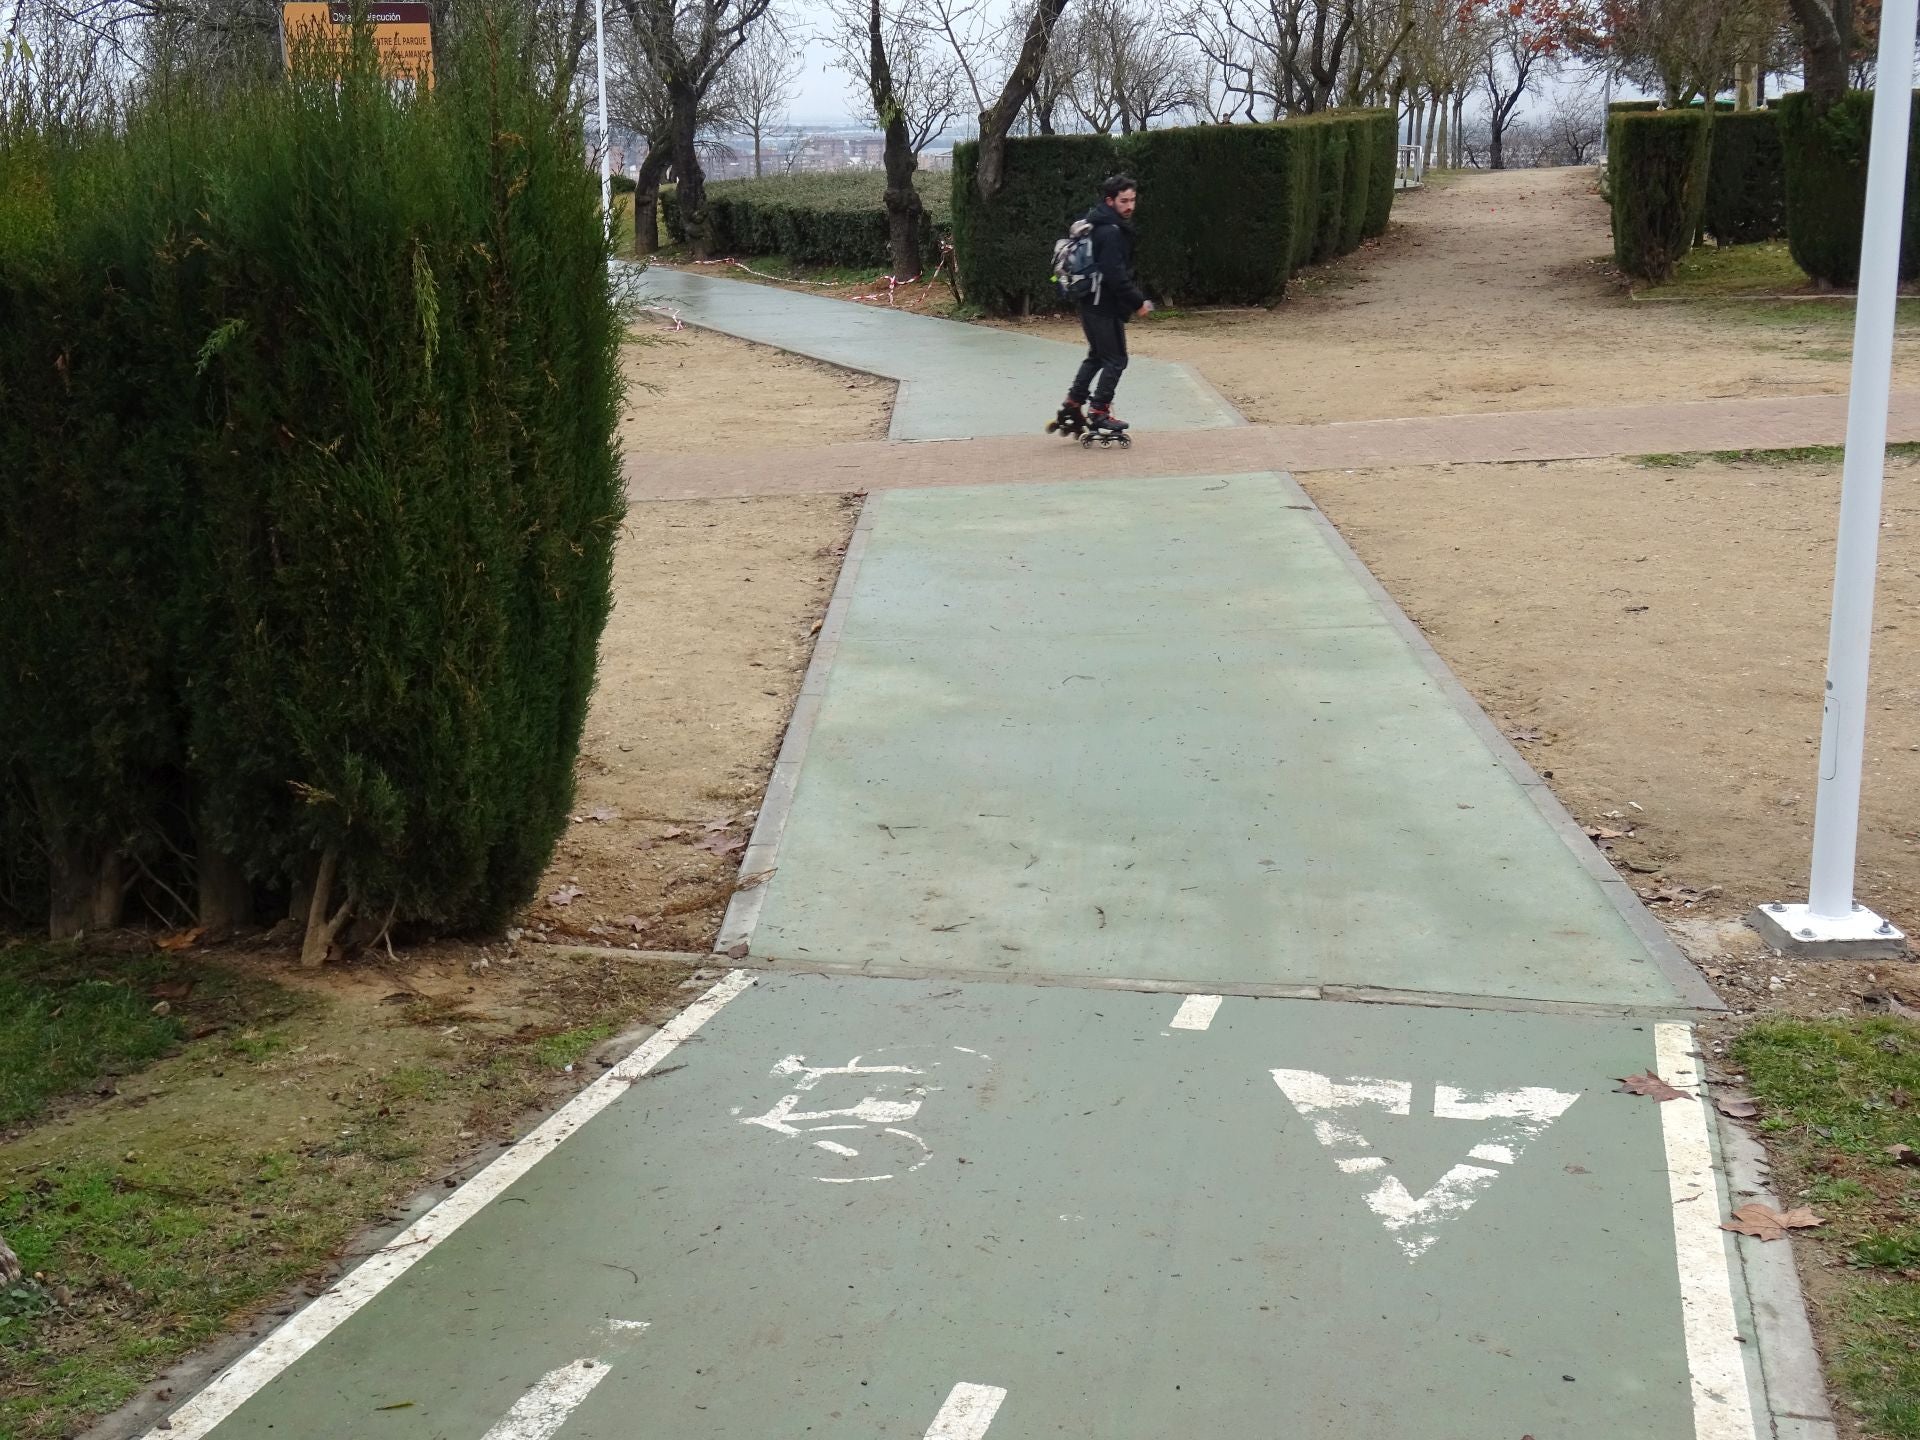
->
[529, 1022, 615, 1070]
[0, 947, 185, 1129]
[0, 1149, 393, 1437]
[1732, 1016, 1920, 1438]
[0, 948, 694, 1440]
[1633, 238, 1920, 330]
[1655, 239, 1809, 297]
[1634, 442, 1920, 470]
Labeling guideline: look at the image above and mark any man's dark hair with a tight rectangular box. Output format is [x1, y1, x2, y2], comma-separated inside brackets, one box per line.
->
[1101, 173, 1138, 200]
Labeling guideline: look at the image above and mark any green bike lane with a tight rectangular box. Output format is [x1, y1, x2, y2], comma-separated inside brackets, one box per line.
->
[625, 267, 1239, 441]
[140, 289, 1813, 1440]
[150, 974, 1751, 1440]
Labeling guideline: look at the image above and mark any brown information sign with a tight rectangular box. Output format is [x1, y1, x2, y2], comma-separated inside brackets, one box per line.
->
[281, 1, 434, 84]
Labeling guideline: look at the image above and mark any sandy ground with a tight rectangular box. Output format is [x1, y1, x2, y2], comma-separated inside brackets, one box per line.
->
[530, 326, 885, 951]
[1303, 452, 1920, 1015]
[1095, 168, 1920, 425]
[618, 321, 892, 456]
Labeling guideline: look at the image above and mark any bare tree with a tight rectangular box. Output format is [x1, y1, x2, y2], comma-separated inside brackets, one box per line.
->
[1012, 0, 1077, 130]
[969, 0, 1074, 201]
[1060, 0, 1197, 132]
[612, 0, 774, 257]
[829, 0, 961, 277]
[1480, 0, 1568, 169]
[1544, 86, 1603, 162]
[1573, 0, 1788, 106]
[721, 6, 800, 174]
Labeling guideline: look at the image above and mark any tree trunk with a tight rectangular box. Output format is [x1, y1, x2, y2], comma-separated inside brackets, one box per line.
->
[753, 126, 763, 177]
[47, 830, 92, 940]
[633, 142, 672, 256]
[300, 847, 351, 968]
[1789, 0, 1849, 106]
[1490, 118, 1505, 170]
[1452, 92, 1464, 168]
[198, 848, 252, 932]
[668, 82, 709, 258]
[39, 781, 121, 939]
[868, 0, 925, 281]
[1434, 96, 1450, 173]
[973, 0, 1072, 202]
[1422, 92, 1439, 168]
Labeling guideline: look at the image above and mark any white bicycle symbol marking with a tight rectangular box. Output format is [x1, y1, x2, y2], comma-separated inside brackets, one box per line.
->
[738, 1048, 987, 1184]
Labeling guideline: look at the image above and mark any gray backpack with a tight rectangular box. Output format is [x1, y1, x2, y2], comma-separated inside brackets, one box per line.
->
[1052, 218, 1101, 303]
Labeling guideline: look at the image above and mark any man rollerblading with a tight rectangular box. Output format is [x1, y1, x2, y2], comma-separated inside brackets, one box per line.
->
[1047, 174, 1152, 443]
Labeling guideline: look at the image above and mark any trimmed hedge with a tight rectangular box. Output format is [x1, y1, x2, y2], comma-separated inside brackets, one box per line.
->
[951, 133, 1119, 314]
[663, 171, 950, 269]
[1609, 108, 1711, 281]
[1705, 109, 1787, 244]
[1361, 110, 1397, 238]
[1608, 100, 1663, 113]
[1778, 90, 1920, 286]
[0, 18, 622, 941]
[1311, 116, 1351, 262]
[952, 111, 1396, 314]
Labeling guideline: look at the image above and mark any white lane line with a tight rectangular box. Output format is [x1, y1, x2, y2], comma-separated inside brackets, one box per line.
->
[481, 1357, 615, 1440]
[1655, 1022, 1761, 1440]
[925, 1382, 1008, 1440]
[147, 971, 757, 1440]
[1169, 994, 1224, 1031]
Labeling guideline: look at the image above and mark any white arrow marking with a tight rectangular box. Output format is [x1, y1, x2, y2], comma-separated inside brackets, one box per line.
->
[925, 1382, 1008, 1439]
[1169, 994, 1224, 1031]
[480, 1358, 614, 1440]
[1273, 1068, 1579, 1261]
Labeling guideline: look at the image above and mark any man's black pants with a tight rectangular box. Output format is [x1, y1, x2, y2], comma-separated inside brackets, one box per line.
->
[1068, 308, 1128, 407]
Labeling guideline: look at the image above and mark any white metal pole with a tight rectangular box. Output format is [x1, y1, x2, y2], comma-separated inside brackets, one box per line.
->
[594, 0, 612, 223]
[1805, 0, 1918, 923]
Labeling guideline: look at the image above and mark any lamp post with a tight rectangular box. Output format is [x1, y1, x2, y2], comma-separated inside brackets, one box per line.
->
[1750, 3, 1916, 960]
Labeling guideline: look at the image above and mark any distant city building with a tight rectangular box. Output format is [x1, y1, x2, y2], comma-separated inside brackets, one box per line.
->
[588, 126, 955, 183]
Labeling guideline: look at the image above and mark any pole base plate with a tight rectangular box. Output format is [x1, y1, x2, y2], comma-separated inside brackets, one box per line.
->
[1750, 902, 1909, 960]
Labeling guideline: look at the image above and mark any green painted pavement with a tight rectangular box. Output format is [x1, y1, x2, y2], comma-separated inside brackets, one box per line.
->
[180, 977, 1735, 1439]
[743, 473, 1706, 1010]
[627, 267, 1239, 441]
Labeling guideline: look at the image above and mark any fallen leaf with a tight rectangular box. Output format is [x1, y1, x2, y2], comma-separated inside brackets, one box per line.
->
[620, 915, 645, 933]
[703, 817, 732, 832]
[660, 827, 687, 840]
[1564, 1164, 1590, 1175]
[1715, 1093, 1760, 1120]
[724, 941, 749, 960]
[1586, 826, 1630, 841]
[809, 619, 823, 636]
[548, 884, 584, 907]
[150, 1000, 171, 1017]
[735, 869, 777, 892]
[585, 806, 620, 823]
[1616, 1070, 1687, 1102]
[1508, 729, 1542, 743]
[1721, 1203, 1824, 1242]
[695, 834, 746, 856]
[156, 927, 204, 952]
[1888, 1144, 1920, 1167]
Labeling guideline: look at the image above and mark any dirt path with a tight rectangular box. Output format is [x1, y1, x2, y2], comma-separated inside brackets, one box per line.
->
[531, 325, 886, 950]
[1123, 167, 1920, 425]
[1303, 451, 1920, 1010]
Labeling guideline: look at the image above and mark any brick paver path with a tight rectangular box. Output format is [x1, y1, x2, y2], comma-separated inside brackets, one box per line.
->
[628, 390, 1920, 502]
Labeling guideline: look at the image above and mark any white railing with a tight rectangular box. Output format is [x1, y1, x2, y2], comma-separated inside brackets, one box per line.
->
[1395, 143, 1425, 189]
